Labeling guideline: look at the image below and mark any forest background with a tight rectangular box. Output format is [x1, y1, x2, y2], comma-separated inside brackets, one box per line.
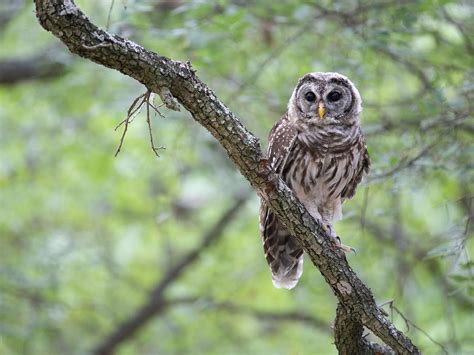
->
[0, 0, 473, 354]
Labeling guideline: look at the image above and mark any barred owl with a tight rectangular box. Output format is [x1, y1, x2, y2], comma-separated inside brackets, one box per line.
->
[259, 72, 370, 289]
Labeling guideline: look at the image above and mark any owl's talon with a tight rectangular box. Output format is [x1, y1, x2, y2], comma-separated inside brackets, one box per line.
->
[321, 224, 356, 254]
[334, 236, 357, 255]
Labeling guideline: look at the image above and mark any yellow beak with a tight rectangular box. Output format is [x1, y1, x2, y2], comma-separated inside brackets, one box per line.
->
[318, 101, 325, 120]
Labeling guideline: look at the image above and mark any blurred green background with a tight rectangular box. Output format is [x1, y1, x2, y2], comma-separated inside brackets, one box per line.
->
[0, 0, 473, 354]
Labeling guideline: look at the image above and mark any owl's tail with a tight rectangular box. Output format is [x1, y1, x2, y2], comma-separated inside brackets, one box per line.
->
[260, 205, 304, 289]
[270, 242, 304, 289]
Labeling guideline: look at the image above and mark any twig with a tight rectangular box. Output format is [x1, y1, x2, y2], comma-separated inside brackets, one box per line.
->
[114, 92, 146, 156]
[114, 90, 165, 157]
[145, 91, 165, 156]
[106, 0, 115, 31]
[386, 302, 450, 355]
[359, 218, 474, 310]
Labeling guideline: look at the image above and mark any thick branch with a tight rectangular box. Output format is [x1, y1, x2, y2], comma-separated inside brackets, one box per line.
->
[0, 49, 69, 84]
[93, 196, 248, 355]
[335, 303, 395, 355]
[34, 1, 420, 353]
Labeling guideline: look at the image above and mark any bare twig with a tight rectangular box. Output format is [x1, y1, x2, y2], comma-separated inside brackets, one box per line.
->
[114, 90, 165, 156]
[358, 218, 474, 310]
[106, 0, 115, 31]
[383, 301, 450, 355]
[114, 92, 146, 156]
[145, 91, 165, 156]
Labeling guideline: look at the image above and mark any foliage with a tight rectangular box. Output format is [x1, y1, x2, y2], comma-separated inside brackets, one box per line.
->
[0, 0, 472, 354]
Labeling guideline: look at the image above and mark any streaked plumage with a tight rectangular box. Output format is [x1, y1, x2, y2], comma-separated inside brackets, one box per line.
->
[260, 72, 370, 289]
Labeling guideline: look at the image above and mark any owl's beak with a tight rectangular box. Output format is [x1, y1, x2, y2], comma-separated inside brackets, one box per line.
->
[318, 101, 325, 120]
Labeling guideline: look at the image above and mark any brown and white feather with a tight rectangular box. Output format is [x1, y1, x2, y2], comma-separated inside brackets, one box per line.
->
[259, 72, 370, 289]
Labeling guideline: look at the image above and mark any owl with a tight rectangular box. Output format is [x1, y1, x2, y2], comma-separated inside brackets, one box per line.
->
[259, 72, 370, 289]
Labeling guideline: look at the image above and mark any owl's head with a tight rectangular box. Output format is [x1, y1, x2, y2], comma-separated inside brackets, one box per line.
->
[288, 72, 362, 127]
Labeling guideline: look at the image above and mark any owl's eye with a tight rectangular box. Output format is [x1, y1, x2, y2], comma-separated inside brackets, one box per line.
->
[327, 91, 342, 102]
[304, 92, 316, 102]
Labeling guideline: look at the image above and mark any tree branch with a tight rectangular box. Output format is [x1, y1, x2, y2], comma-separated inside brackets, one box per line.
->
[335, 303, 395, 355]
[0, 49, 69, 84]
[167, 296, 332, 334]
[93, 196, 248, 355]
[34, 1, 420, 353]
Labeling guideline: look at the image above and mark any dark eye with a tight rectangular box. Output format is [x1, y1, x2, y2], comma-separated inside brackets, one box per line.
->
[327, 91, 342, 102]
[304, 91, 316, 102]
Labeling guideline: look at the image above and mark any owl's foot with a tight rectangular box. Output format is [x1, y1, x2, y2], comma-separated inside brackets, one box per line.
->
[334, 236, 357, 255]
[322, 223, 356, 254]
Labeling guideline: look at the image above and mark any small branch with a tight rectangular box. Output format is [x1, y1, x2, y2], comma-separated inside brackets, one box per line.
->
[360, 218, 474, 310]
[115, 90, 165, 156]
[105, 0, 115, 31]
[384, 301, 450, 355]
[114, 92, 145, 156]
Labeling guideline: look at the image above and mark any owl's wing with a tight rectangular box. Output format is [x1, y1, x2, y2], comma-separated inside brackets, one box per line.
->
[266, 113, 298, 174]
[260, 113, 303, 289]
[341, 138, 370, 200]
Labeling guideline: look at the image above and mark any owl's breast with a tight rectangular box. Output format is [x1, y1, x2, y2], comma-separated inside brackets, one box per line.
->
[283, 142, 361, 221]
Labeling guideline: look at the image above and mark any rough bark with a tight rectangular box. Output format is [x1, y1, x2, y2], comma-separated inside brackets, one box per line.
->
[34, 1, 421, 354]
[335, 303, 395, 355]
